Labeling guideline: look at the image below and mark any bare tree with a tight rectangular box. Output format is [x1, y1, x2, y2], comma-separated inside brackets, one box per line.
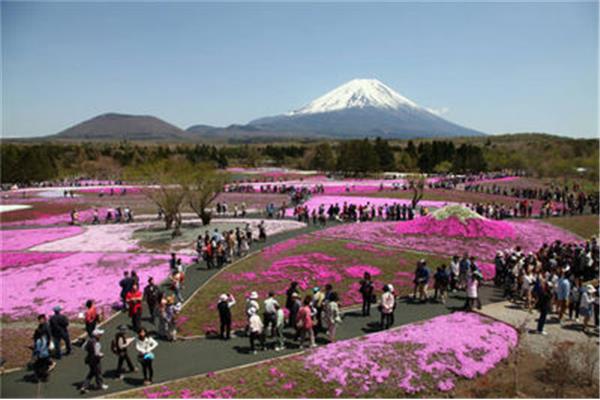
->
[126, 157, 195, 236]
[187, 164, 228, 225]
[407, 174, 426, 209]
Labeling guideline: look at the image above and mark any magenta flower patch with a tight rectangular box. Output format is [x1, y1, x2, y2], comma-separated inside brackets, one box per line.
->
[303, 312, 517, 395]
[344, 265, 382, 278]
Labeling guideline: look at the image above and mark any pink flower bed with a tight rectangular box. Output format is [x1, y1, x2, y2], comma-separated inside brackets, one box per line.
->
[395, 216, 515, 240]
[0, 251, 194, 319]
[304, 312, 517, 395]
[2, 207, 112, 227]
[344, 265, 382, 278]
[0, 227, 84, 251]
[317, 219, 581, 263]
[0, 252, 72, 270]
[285, 195, 457, 217]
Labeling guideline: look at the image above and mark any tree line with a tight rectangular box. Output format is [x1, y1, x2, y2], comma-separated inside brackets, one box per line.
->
[1, 134, 597, 184]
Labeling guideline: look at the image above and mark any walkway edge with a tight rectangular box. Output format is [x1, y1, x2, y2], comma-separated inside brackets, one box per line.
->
[102, 349, 306, 398]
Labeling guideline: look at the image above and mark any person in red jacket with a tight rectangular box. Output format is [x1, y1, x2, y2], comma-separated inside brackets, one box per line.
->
[84, 300, 99, 337]
[126, 283, 143, 332]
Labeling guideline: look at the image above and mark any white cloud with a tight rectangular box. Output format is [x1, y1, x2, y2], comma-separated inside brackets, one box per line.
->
[426, 107, 450, 116]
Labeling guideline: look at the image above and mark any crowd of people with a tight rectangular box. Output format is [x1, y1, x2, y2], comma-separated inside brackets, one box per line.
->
[494, 239, 600, 334]
[196, 224, 267, 269]
[69, 207, 134, 225]
[465, 182, 600, 216]
[291, 201, 421, 224]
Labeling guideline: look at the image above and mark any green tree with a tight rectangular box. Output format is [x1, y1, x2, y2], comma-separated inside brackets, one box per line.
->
[308, 143, 336, 171]
[374, 137, 396, 171]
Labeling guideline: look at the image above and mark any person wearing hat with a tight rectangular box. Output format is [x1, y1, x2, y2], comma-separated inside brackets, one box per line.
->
[112, 325, 136, 380]
[80, 328, 108, 393]
[579, 284, 596, 333]
[285, 282, 300, 327]
[311, 287, 325, 332]
[247, 307, 265, 354]
[49, 305, 71, 359]
[380, 284, 395, 330]
[245, 291, 260, 317]
[217, 293, 236, 340]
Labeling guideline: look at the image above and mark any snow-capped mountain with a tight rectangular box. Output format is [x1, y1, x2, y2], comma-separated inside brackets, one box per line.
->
[249, 79, 484, 138]
[288, 79, 419, 115]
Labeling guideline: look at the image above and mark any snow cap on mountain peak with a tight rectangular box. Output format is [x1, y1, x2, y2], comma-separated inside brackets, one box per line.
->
[289, 78, 420, 116]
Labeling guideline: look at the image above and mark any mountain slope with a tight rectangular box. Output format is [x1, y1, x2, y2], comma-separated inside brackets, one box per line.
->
[249, 79, 484, 138]
[53, 113, 188, 141]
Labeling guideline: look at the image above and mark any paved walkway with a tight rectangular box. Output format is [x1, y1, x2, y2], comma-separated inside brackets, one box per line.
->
[1, 219, 506, 398]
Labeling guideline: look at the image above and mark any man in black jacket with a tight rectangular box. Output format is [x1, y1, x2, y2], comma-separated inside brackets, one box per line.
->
[49, 306, 71, 359]
[143, 277, 162, 325]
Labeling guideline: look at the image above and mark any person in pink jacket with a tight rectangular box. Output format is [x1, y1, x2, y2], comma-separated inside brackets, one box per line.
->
[296, 296, 316, 348]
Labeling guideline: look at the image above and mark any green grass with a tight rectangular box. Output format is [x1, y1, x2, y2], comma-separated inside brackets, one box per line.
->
[544, 215, 599, 239]
[177, 236, 443, 337]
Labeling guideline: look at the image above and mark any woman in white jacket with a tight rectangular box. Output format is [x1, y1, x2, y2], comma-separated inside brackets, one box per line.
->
[380, 285, 395, 330]
[325, 292, 342, 342]
[135, 328, 158, 385]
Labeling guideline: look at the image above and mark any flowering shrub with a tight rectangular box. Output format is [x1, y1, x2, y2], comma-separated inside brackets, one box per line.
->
[304, 312, 518, 395]
[318, 219, 581, 263]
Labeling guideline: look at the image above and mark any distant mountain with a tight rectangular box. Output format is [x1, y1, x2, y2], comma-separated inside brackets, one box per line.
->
[52, 113, 188, 141]
[248, 79, 485, 138]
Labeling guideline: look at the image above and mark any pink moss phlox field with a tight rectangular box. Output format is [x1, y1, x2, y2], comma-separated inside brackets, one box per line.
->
[0, 252, 193, 319]
[394, 216, 516, 240]
[317, 219, 581, 262]
[0, 252, 72, 270]
[0, 226, 84, 251]
[344, 242, 396, 257]
[344, 265, 382, 278]
[260, 236, 311, 259]
[303, 312, 518, 395]
[30, 223, 149, 252]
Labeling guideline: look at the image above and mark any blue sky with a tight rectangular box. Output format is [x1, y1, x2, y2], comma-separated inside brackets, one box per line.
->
[2, 1, 598, 138]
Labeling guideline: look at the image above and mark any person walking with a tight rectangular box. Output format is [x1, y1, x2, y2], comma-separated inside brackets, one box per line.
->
[119, 271, 134, 311]
[143, 277, 161, 325]
[80, 329, 108, 393]
[359, 272, 374, 316]
[135, 328, 158, 385]
[325, 292, 342, 342]
[111, 325, 136, 380]
[217, 293, 236, 340]
[49, 305, 71, 359]
[32, 327, 52, 383]
[126, 283, 143, 332]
